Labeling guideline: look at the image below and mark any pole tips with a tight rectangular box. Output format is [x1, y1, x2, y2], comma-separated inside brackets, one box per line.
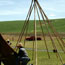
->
[34, 0, 37, 1]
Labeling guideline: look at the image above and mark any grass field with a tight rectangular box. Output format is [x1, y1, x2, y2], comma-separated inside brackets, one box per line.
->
[10, 37, 65, 65]
[0, 18, 65, 33]
[0, 20, 24, 33]
[1, 18, 65, 65]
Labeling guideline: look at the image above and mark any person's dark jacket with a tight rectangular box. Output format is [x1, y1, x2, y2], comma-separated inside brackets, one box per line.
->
[18, 47, 28, 57]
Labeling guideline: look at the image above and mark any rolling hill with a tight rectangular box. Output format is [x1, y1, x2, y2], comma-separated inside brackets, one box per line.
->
[0, 18, 65, 33]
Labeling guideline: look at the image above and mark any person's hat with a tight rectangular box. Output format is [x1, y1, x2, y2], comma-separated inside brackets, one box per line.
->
[7, 39, 10, 41]
[16, 43, 23, 47]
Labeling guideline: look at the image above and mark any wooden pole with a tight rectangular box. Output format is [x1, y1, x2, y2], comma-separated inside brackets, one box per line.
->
[0, 60, 1, 65]
[35, 4, 50, 59]
[36, 1, 64, 64]
[36, 0, 65, 47]
[16, 0, 33, 45]
[34, 1, 37, 65]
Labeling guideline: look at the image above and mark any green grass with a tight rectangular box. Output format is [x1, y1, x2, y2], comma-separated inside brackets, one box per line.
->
[10, 38, 65, 65]
[51, 18, 65, 32]
[1, 18, 65, 65]
[0, 18, 65, 33]
[0, 20, 24, 33]
[25, 39, 65, 65]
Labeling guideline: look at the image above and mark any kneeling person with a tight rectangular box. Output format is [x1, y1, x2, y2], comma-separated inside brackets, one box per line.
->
[16, 43, 30, 65]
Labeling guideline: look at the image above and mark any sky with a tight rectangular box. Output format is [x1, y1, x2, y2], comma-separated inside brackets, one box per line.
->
[0, 0, 65, 21]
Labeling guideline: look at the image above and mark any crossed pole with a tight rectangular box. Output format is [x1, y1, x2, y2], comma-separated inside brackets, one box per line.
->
[16, 0, 65, 65]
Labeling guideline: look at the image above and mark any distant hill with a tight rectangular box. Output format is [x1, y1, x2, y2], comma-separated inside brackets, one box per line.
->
[0, 18, 65, 33]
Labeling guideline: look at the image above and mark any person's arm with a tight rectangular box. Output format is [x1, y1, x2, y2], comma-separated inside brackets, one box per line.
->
[19, 47, 28, 57]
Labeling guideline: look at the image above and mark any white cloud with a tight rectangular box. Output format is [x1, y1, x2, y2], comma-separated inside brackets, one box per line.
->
[0, 0, 65, 21]
[49, 14, 55, 17]
[0, 8, 27, 15]
[0, 0, 14, 6]
[0, 11, 21, 15]
[40, 0, 65, 13]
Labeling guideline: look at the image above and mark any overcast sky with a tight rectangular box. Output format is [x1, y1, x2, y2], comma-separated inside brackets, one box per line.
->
[0, 0, 65, 21]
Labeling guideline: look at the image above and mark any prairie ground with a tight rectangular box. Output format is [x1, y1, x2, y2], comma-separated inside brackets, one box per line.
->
[4, 34, 65, 65]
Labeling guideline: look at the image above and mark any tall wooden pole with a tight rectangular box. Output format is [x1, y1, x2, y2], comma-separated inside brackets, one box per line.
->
[0, 60, 1, 65]
[34, 0, 37, 65]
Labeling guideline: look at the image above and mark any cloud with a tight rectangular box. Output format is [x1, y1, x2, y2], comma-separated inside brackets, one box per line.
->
[0, 8, 28, 16]
[0, 11, 22, 15]
[0, 0, 14, 6]
[40, 0, 65, 13]
[0, 0, 65, 21]
[49, 14, 55, 17]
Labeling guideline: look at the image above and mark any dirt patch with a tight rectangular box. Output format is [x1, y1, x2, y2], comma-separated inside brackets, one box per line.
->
[1, 33, 65, 41]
